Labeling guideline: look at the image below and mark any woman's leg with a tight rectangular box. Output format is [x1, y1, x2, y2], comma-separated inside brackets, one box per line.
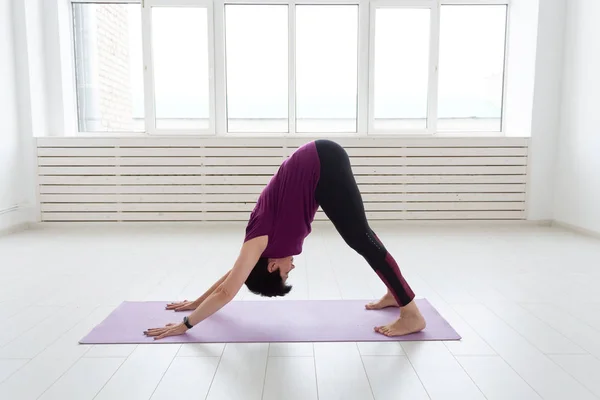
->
[314, 140, 425, 336]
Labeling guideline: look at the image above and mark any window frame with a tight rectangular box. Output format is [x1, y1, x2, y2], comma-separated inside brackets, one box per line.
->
[436, 1, 510, 134]
[143, 0, 216, 135]
[67, 0, 511, 137]
[220, 2, 292, 134]
[293, 2, 362, 134]
[217, 0, 365, 135]
[368, 0, 439, 135]
[70, 0, 147, 135]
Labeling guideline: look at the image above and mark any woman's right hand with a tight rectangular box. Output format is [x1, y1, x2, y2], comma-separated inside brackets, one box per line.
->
[165, 300, 199, 312]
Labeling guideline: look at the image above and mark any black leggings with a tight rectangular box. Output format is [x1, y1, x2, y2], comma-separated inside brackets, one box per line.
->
[314, 140, 415, 307]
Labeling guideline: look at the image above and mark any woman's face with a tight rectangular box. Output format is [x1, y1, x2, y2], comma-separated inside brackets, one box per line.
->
[267, 256, 295, 282]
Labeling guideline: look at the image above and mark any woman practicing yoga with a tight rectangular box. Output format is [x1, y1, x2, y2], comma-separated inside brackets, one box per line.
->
[144, 140, 426, 340]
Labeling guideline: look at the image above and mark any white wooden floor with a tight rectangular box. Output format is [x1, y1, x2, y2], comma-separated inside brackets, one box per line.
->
[1, 223, 600, 400]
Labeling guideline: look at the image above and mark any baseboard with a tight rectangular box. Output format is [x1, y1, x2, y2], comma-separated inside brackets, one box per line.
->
[551, 220, 600, 239]
[0, 205, 36, 236]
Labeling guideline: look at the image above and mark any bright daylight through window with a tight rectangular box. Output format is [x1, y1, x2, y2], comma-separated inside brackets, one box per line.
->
[73, 3, 144, 132]
[372, 7, 430, 131]
[438, 5, 507, 132]
[71, 0, 509, 135]
[225, 5, 288, 133]
[152, 7, 211, 131]
[296, 5, 358, 133]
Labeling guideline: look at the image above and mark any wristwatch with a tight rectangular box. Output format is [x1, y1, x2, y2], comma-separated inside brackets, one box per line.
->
[183, 316, 194, 329]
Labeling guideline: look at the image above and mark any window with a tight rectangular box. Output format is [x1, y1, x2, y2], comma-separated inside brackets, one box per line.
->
[372, 8, 430, 131]
[72, 3, 144, 132]
[225, 5, 288, 133]
[70, 0, 510, 135]
[438, 5, 508, 132]
[296, 5, 358, 133]
[151, 7, 211, 131]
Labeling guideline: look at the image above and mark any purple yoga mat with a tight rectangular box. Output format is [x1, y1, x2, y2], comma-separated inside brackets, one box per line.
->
[80, 299, 460, 344]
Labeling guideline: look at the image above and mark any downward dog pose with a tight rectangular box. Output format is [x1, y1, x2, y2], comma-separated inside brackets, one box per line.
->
[144, 140, 426, 340]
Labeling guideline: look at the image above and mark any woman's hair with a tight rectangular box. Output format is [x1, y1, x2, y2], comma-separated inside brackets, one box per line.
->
[244, 257, 292, 297]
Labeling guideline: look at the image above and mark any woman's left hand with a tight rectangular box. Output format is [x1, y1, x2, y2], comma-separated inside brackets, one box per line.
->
[144, 323, 188, 340]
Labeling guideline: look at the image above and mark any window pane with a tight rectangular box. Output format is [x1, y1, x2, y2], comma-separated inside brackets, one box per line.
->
[152, 7, 210, 130]
[225, 5, 288, 133]
[438, 5, 507, 132]
[73, 4, 144, 132]
[373, 8, 430, 131]
[296, 5, 358, 133]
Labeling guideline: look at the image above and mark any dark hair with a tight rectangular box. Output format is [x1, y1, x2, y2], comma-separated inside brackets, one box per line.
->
[244, 257, 292, 297]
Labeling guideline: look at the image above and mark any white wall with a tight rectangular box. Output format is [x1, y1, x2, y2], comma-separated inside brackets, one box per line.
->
[0, 0, 22, 226]
[504, 0, 539, 138]
[527, 0, 566, 221]
[553, 0, 600, 233]
[0, 0, 37, 232]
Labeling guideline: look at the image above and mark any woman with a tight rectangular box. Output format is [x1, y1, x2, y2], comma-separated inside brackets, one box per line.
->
[144, 140, 426, 340]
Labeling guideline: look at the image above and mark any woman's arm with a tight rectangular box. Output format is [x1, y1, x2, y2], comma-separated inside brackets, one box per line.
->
[186, 236, 266, 325]
[195, 270, 231, 303]
[166, 271, 231, 311]
[144, 236, 267, 340]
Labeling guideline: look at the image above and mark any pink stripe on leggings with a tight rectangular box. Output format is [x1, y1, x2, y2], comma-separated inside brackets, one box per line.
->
[371, 233, 415, 306]
[375, 253, 415, 307]
[384, 253, 415, 304]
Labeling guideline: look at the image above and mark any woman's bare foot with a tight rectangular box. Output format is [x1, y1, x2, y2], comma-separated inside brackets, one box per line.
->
[373, 300, 426, 337]
[374, 313, 426, 337]
[365, 292, 399, 310]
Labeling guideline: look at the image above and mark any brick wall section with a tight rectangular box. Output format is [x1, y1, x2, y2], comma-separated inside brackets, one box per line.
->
[95, 5, 134, 131]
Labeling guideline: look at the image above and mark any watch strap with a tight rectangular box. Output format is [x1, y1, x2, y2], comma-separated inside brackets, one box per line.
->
[183, 316, 193, 329]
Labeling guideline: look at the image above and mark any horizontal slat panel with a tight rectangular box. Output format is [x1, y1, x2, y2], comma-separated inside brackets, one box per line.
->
[37, 138, 286, 148]
[360, 184, 527, 193]
[41, 210, 524, 221]
[38, 146, 528, 158]
[37, 137, 529, 148]
[40, 211, 254, 221]
[38, 165, 526, 176]
[39, 192, 525, 204]
[354, 175, 526, 184]
[363, 193, 526, 202]
[39, 183, 526, 195]
[38, 156, 526, 167]
[221, 210, 528, 221]
[37, 166, 280, 175]
[39, 185, 264, 194]
[204, 185, 264, 194]
[400, 211, 524, 220]
[36, 137, 529, 222]
[204, 157, 283, 166]
[38, 175, 272, 185]
[350, 157, 526, 166]
[209, 211, 517, 221]
[38, 147, 286, 157]
[344, 147, 528, 157]
[292, 138, 529, 148]
[41, 201, 524, 213]
[367, 202, 525, 211]
[38, 174, 527, 185]
[40, 194, 258, 203]
[38, 147, 117, 157]
[38, 157, 286, 166]
[37, 166, 280, 176]
[41, 203, 254, 212]
[356, 166, 526, 175]
[41, 212, 120, 221]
